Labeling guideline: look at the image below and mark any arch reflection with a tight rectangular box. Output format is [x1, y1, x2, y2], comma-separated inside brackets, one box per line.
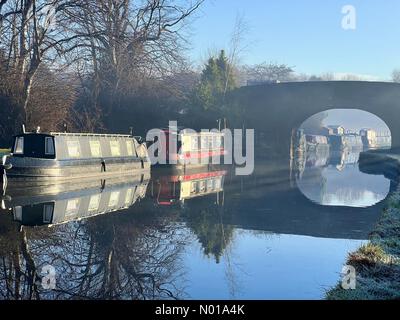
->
[294, 109, 392, 207]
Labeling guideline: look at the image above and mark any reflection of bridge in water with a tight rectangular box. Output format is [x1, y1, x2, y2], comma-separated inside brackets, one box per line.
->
[223, 161, 398, 240]
[295, 149, 392, 208]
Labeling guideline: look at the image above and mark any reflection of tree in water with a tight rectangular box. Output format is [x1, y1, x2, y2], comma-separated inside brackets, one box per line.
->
[183, 197, 242, 299]
[183, 199, 234, 264]
[0, 206, 188, 300]
[0, 212, 48, 300]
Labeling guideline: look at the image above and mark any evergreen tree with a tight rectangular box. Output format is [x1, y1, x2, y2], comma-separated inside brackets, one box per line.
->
[193, 50, 237, 112]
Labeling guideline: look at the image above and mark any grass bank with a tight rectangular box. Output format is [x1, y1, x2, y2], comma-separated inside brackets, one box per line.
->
[326, 191, 400, 300]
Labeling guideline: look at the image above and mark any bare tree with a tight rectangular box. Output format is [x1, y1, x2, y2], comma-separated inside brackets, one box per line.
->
[223, 13, 249, 100]
[62, 0, 204, 116]
[0, 0, 204, 133]
[0, 0, 83, 128]
[320, 72, 335, 81]
[243, 62, 295, 85]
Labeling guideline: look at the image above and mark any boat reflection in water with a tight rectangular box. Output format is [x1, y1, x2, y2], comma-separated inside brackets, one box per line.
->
[149, 167, 227, 206]
[295, 148, 391, 207]
[1, 173, 150, 226]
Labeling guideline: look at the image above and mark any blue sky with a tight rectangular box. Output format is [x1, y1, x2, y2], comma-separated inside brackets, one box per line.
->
[188, 0, 400, 80]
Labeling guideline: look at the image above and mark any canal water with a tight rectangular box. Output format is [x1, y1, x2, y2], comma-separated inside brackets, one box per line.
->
[0, 148, 394, 300]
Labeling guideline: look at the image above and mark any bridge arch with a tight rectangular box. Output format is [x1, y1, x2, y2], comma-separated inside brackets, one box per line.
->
[299, 108, 392, 144]
[231, 81, 400, 155]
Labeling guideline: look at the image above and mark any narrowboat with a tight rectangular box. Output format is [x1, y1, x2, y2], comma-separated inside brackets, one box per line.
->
[1, 174, 150, 227]
[154, 129, 226, 167]
[3, 131, 150, 181]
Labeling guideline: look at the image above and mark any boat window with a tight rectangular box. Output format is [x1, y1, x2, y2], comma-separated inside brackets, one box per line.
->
[201, 136, 208, 150]
[14, 137, 24, 154]
[109, 191, 120, 207]
[110, 141, 121, 156]
[67, 140, 81, 158]
[88, 195, 101, 212]
[207, 179, 214, 191]
[89, 140, 101, 157]
[209, 136, 213, 150]
[125, 188, 134, 205]
[191, 137, 199, 151]
[43, 204, 54, 223]
[191, 181, 198, 194]
[200, 181, 206, 192]
[212, 136, 217, 149]
[126, 141, 134, 156]
[66, 199, 80, 217]
[45, 137, 55, 156]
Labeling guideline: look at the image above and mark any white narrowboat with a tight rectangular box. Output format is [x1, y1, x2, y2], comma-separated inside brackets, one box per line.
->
[4, 131, 150, 181]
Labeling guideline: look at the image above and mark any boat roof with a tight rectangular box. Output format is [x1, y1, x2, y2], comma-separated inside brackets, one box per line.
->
[51, 132, 132, 138]
[158, 128, 224, 136]
[16, 132, 132, 138]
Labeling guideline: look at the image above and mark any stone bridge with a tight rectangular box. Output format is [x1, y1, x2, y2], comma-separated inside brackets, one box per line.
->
[231, 81, 400, 154]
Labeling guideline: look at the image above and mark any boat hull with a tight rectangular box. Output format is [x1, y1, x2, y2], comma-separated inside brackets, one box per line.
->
[6, 156, 151, 182]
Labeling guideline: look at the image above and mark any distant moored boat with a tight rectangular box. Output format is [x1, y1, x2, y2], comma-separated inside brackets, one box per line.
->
[153, 129, 226, 167]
